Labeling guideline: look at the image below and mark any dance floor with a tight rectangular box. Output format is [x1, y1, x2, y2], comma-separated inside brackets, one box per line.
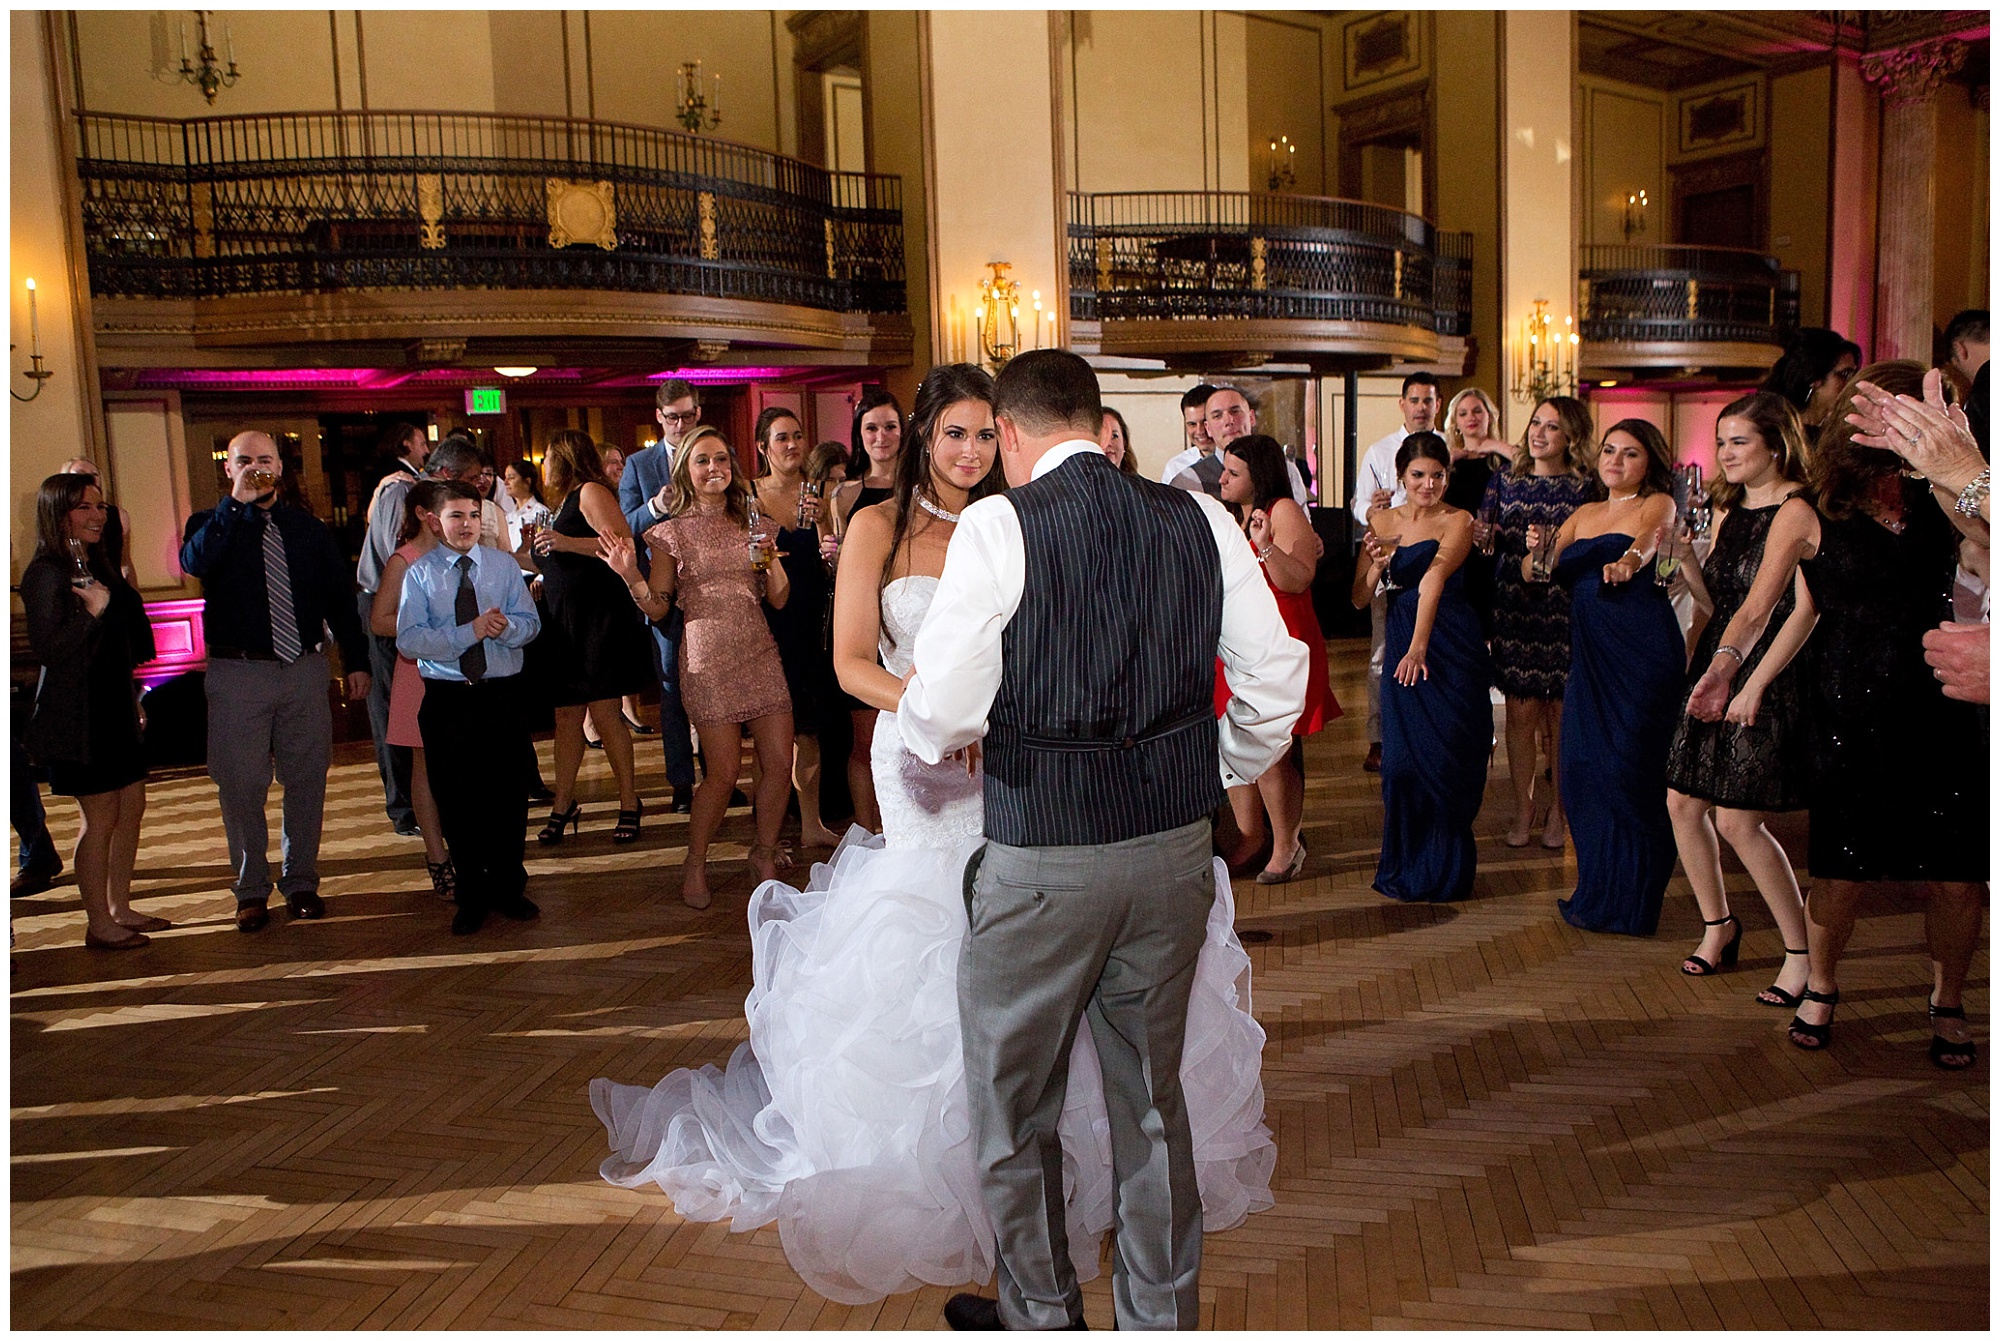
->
[10, 639, 1988, 1328]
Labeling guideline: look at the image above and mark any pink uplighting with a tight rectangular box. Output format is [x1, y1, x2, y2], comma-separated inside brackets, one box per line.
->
[134, 365, 814, 391]
[135, 598, 208, 689]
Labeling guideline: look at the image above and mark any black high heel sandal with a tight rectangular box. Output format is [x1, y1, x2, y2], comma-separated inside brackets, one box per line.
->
[539, 804, 582, 845]
[612, 797, 644, 844]
[622, 711, 655, 735]
[1756, 947, 1810, 1007]
[1788, 987, 1839, 1050]
[1929, 999, 1978, 1070]
[1680, 914, 1742, 976]
[426, 860, 456, 903]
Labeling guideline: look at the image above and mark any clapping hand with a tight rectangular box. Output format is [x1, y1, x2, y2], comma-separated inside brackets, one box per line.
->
[1846, 369, 1983, 487]
[472, 607, 508, 639]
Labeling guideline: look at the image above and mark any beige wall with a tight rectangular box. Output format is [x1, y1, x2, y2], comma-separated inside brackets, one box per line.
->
[489, 11, 567, 119]
[1768, 66, 1831, 327]
[1065, 10, 1259, 195]
[1578, 78, 1665, 250]
[1500, 11, 1577, 439]
[588, 11, 779, 148]
[74, 9, 340, 115]
[1434, 11, 1503, 408]
[867, 10, 930, 404]
[1246, 13, 1328, 198]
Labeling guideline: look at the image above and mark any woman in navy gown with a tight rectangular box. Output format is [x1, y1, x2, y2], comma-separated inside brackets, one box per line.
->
[1351, 432, 1492, 902]
[1524, 419, 1684, 936]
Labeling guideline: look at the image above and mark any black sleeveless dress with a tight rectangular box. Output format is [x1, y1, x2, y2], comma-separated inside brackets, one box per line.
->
[1664, 499, 1811, 811]
[1797, 485, 1986, 881]
[766, 520, 835, 736]
[536, 488, 653, 707]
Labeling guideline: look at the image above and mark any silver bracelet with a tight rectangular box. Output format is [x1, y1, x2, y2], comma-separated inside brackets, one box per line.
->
[1713, 644, 1745, 665]
[1953, 467, 1991, 519]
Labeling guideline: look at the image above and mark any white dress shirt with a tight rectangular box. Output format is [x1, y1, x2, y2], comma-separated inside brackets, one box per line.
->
[899, 439, 1308, 791]
[1351, 427, 1409, 527]
[1159, 445, 1204, 485]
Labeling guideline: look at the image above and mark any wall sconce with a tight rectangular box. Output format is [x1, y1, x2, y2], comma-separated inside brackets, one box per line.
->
[1267, 135, 1297, 193]
[676, 61, 723, 133]
[11, 278, 53, 403]
[169, 11, 240, 106]
[1510, 298, 1577, 404]
[1622, 189, 1648, 241]
[975, 262, 1022, 371]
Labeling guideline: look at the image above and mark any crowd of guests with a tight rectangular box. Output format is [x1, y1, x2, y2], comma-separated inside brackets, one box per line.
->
[17, 315, 1990, 1066]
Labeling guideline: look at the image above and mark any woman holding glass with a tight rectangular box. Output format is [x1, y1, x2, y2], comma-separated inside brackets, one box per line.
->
[1479, 396, 1594, 849]
[1442, 388, 1510, 633]
[21, 473, 159, 949]
[603, 425, 795, 908]
[1524, 419, 1684, 937]
[753, 407, 842, 848]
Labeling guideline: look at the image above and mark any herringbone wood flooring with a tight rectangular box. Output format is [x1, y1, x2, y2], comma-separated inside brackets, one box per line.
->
[11, 640, 1987, 1328]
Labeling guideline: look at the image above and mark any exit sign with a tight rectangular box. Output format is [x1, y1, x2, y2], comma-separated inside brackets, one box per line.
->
[466, 388, 507, 415]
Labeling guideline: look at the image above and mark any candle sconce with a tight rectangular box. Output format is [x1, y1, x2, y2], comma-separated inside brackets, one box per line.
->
[1622, 189, 1649, 241]
[12, 278, 53, 403]
[676, 61, 723, 134]
[166, 11, 240, 106]
[1267, 135, 1297, 193]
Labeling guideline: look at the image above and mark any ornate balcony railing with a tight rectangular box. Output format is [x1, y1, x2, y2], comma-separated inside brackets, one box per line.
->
[75, 110, 905, 314]
[1578, 244, 1798, 348]
[1067, 191, 1472, 337]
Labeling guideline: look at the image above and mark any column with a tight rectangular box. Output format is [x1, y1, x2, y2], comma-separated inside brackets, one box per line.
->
[1499, 11, 1576, 439]
[1862, 37, 1969, 363]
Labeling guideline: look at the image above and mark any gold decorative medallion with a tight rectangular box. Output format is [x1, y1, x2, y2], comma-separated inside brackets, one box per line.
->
[546, 179, 618, 250]
[191, 181, 214, 259]
[1250, 236, 1268, 292]
[417, 174, 445, 250]
[698, 191, 720, 260]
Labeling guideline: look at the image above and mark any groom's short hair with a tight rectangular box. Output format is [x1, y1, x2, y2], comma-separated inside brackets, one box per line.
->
[992, 349, 1103, 438]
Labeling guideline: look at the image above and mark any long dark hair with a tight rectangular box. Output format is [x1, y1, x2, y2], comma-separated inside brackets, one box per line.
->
[1709, 391, 1812, 509]
[1760, 327, 1861, 419]
[400, 479, 454, 544]
[1599, 418, 1677, 498]
[754, 405, 805, 478]
[34, 472, 105, 570]
[1223, 434, 1293, 517]
[504, 457, 548, 508]
[850, 387, 903, 467]
[880, 365, 1003, 598]
[1813, 360, 1924, 520]
[542, 428, 609, 499]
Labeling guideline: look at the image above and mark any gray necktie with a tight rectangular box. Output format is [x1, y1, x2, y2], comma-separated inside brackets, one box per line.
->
[263, 513, 302, 663]
[455, 554, 486, 683]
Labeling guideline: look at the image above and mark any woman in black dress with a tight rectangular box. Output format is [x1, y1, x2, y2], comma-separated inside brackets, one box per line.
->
[1688, 362, 1988, 1065]
[1665, 393, 1814, 1002]
[529, 429, 652, 844]
[828, 389, 903, 834]
[1441, 388, 1509, 634]
[753, 407, 842, 848]
[21, 473, 161, 949]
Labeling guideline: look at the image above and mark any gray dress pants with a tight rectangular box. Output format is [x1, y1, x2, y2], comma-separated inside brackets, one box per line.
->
[206, 653, 332, 905]
[958, 818, 1214, 1331]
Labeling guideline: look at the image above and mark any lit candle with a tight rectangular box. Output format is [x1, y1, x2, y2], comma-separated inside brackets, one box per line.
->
[25, 277, 38, 353]
[712, 72, 722, 117]
[225, 19, 235, 66]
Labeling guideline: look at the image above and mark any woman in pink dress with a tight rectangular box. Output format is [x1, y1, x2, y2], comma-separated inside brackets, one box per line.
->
[601, 425, 795, 909]
[368, 480, 454, 901]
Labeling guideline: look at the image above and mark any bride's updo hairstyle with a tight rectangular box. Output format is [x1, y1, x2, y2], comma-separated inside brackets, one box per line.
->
[879, 362, 1003, 593]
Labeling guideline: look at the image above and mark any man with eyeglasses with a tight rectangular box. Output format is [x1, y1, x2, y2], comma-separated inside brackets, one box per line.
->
[618, 378, 702, 812]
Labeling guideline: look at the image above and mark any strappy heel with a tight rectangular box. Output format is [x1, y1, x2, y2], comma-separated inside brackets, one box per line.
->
[538, 804, 582, 845]
[1756, 947, 1810, 1007]
[1929, 999, 1978, 1070]
[612, 798, 644, 845]
[1788, 987, 1838, 1050]
[1681, 914, 1741, 976]
[426, 860, 456, 902]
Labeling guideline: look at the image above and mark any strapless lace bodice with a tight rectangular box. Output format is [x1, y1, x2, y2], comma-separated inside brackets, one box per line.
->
[872, 576, 983, 850]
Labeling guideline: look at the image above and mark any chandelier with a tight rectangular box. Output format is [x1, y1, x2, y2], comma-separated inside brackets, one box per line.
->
[1511, 299, 1578, 404]
[676, 61, 722, 134]
[170, 12, 240, 105]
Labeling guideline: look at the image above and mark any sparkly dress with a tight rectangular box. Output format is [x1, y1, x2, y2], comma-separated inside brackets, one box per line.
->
[647, 507, 793, 726]
[1664, 500, 1810, 811]
[1484, 471, 1593, 699]
[1797, 487, 1987, 881]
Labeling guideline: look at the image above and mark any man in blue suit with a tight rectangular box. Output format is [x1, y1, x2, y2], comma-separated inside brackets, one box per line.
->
[619, 378, 701, 811]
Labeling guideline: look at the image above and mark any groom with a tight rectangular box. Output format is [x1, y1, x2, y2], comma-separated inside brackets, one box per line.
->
[900, 350, 1307, 1330]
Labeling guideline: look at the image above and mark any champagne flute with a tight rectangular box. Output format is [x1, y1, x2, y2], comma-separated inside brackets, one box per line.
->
[67, 537, 96, 590]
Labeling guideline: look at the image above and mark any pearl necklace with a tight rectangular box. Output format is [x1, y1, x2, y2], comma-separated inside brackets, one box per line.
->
[917, 494, 961, 524]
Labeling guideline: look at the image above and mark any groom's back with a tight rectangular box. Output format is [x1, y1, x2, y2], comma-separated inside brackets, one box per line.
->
[984, 453, 1224, 846]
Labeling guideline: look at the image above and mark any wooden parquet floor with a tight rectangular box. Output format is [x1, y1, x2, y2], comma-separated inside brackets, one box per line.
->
[10, 639, 1988, 1329]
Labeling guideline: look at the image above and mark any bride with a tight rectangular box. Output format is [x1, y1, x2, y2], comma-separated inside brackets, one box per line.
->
[590, 363, 1276, 1305]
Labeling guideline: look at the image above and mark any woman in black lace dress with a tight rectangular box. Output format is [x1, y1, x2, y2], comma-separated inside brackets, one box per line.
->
[1664, 393, 1814, 1004]
[1687, 363, 1988, 1067]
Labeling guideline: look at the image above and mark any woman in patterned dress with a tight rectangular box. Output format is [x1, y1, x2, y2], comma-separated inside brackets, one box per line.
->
[601, 426, 795, 909]
[1476, 396, 1594, 849]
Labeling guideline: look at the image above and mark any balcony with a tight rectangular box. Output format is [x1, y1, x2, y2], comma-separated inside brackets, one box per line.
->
[1578, 244, 1799, 382]
[1066, 191, 1473, 375]
[75, 110, 910, 369]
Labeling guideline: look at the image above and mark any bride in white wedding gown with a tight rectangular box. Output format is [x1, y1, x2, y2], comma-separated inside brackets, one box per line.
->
[590, 366, 1275, 1305]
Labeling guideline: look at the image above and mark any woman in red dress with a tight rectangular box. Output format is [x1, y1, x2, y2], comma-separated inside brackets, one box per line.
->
[1215, 434, 1336, 883]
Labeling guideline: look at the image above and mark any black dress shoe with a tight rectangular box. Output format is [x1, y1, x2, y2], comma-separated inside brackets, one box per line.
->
[1362, 742, 1383, 773]
[668, 785, 692, 815]
[494, 894, 540, 921]
[944, 1295, 1004, 1331]
[728, 788, 751, 809]
[235, 902, 270, 933]
[451, 906, 486, 936]
[527, 782, 556, 802]
[10, 863, 61, 897]
[284, 890, 326, 920]
[393, 815, 421, 837]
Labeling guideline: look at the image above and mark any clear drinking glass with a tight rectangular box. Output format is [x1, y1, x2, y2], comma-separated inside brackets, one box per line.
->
[747, 496, 773, 572]
[67, 538, 96, 590]
[1476, 497, 1499, 555]
[798, 480, 822, 531]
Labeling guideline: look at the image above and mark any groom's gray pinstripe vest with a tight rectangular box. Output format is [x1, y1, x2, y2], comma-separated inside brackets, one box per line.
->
[982, 451, 1225, 847]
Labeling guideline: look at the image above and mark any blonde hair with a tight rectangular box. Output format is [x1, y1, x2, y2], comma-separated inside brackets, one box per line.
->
[667, 425, 751, 525]
[1442, 387, 1502, 456]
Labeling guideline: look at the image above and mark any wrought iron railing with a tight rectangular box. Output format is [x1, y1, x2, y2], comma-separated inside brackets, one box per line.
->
[1066, 191, 1472, 337]
[75, 110, 905, 313]
[1578, 244, 1797, 347]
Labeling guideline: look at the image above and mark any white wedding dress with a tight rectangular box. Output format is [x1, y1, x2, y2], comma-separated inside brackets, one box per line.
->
[590, 576, 1275, 1304]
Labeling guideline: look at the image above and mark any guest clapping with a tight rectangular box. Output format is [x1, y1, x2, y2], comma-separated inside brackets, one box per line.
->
[21, 474, 160, 948]
[604, 426, 796, 908]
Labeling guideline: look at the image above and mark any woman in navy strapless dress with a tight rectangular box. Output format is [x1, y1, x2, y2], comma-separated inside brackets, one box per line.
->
[1525, 420, 1685, 936]
[1352, 432, 1492, 903]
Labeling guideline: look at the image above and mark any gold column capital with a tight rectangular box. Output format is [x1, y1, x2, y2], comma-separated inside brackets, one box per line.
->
[1861, 38, 1970, 108]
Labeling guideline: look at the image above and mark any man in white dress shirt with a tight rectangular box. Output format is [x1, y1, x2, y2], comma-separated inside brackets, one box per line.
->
[1199, 385, 1311, 505]
[900, 350, 1306, 1332]
[1351, 371, 1440, 771]
[1157, 383, 1218, 491]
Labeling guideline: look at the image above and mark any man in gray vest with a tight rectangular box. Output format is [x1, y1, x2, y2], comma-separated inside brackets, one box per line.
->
[900, 350, 1307, 1330]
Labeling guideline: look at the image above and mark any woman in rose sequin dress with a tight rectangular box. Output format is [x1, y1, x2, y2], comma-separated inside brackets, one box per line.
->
[602, 425, 795, 909]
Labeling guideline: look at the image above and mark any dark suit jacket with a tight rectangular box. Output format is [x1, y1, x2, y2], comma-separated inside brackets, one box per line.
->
[618, 441, 674, 576]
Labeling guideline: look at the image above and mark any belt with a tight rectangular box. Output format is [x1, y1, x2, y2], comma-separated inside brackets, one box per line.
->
[209, 643, 325, 662]
[1007, 707, 1214, 754]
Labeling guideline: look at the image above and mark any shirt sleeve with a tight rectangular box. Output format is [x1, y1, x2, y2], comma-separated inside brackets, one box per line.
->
[178, 499, 247, 577]
[493, 556, 541, 647]
[1196, 494, 1308, 788]
[897, 497, 1025, 764]
[1350, 442, 1385, 527]
[395, 562, 475, 661]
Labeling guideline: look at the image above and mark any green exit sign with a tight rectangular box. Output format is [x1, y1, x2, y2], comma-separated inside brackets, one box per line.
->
[466, 388, 507, 415]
